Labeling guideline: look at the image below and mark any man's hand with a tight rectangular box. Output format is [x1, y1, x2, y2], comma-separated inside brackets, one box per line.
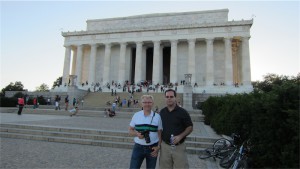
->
[172, 135, 183, 145]
[151, 146, 160, 157]
[136, 131, 144, 139]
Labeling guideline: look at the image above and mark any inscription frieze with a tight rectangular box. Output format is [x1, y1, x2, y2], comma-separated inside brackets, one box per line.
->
[86, 9, 229, 32]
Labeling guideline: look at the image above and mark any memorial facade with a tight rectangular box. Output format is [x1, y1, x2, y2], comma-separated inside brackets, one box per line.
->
[61, 9, 253, 93]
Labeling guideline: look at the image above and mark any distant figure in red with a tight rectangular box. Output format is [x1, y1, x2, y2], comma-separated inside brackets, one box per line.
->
[33, 97, 38, 109]
[17, 97, 24, 115]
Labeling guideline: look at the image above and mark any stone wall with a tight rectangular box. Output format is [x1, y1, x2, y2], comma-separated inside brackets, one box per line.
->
[86, 9, 229, 32]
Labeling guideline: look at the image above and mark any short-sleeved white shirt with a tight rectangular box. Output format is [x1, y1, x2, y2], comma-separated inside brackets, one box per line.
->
[130, 110, 162, 145]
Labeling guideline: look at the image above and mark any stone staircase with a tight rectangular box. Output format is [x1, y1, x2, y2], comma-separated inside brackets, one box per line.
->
[83, 92, 183, 111]
[0, 123, 218, 154]
[0, 90, 209, 155]
[1, 107, 204, 122]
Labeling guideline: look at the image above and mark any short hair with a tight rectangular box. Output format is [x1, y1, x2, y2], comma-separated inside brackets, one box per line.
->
[164, 88, 177, 97]
[141, 95, 154, 102]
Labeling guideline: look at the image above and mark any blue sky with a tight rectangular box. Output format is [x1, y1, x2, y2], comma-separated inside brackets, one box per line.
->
[1, 1, 299, 91]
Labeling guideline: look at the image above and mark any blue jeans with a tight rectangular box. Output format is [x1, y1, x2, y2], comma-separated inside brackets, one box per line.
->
[129, 143, 158, 169]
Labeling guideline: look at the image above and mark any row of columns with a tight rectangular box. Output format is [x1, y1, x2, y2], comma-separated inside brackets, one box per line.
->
[62, 37, 251, 87]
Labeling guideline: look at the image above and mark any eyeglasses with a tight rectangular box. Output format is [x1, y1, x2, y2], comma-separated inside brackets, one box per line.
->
[142, 102, 153, 104]
[165, 96, 174, 98]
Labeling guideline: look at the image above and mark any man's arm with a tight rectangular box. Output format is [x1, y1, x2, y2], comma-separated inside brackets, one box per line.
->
[129, 126, 143, 138]
[173, 126, 193, 145]
[151, 129, 162, 157]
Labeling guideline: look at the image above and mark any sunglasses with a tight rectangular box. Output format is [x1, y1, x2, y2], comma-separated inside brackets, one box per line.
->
[142, 102, 153, 104]
[165, 96, 174, 98]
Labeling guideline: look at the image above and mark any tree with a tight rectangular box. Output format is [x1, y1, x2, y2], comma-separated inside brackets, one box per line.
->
[0, 81, 25, 106]
[252, 73, 290, 92]
[202, 73, 299, 168]
[35, 83, 50, 92]
[1, 81, 25, 96]
[52, 76, 62, 89]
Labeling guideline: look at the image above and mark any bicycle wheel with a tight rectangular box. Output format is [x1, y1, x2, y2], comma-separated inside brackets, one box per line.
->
[213, 138, 233, 158]
[219, 149, 238, 168]
[213, 138, 233, 151]
[198, 148, 213, 159]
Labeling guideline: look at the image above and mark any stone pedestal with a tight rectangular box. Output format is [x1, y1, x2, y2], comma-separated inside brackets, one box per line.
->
[183, 74, 193, 111]
[67, 86, 79, 104]
[183, 86, 193, 111]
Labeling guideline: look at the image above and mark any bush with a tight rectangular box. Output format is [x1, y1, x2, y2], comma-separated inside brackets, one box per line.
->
[202, 74, 299, 168]
[0, 97, 18, 107]
[0, 92, 24, 107]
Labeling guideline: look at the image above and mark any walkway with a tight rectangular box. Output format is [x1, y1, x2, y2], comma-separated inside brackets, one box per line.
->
[0, 111, 221, 169]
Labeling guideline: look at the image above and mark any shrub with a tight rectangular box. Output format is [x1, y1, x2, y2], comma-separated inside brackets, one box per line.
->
[202, 74, 299, 168]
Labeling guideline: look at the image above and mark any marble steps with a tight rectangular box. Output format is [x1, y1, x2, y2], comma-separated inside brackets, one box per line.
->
[4, 108, 204, 122]
[0, 123, 218, 154]
[84, 92, 183, 110]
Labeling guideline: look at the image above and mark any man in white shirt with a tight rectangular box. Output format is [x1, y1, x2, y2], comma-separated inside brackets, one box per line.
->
[129, 95, 162, 169]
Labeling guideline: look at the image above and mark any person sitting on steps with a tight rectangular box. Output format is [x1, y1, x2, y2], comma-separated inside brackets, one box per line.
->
[69, 107, 79, 117]
[104, 108, 115, 117]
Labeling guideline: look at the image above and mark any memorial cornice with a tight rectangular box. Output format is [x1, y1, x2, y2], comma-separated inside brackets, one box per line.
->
[88, 9, 229, 22]
[61, 20, 253, 37]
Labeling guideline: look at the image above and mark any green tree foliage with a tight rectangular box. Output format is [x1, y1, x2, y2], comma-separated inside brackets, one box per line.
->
[1, 81, 24, 96]
[35, 83, 50, 92]
[202, 74, 299, 168]
[0, 82, 25, 107]
[52, 76, 62, 89]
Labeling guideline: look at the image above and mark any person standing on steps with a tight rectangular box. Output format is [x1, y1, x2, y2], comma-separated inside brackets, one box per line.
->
[159, 88, 193, 169]
[65, 95, 69, 111]
[72, 98, 76, 107]
[129, 95, 162, 169]
[17, 97, 25, 115]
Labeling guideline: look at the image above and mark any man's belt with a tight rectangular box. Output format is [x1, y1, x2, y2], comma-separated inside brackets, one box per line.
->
[136, 142, 158, 147]
[163, 140, 184, 146]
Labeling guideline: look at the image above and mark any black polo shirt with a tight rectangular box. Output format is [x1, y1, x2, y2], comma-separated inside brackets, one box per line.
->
[160, 105, 193, 144]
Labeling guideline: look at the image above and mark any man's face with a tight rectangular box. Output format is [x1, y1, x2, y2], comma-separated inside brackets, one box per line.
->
[165, 91, 176, 106]
[142, 98, 153, 111]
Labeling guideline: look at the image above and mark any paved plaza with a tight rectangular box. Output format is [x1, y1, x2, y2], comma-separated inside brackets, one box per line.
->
[0, 112, 221, 169]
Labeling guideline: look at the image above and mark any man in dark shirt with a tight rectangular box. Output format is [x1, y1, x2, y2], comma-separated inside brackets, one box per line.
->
[159, 88, 193, 169]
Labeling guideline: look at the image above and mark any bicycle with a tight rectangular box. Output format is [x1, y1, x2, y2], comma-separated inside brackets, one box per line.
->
[219, 139, 251, 169]
[198, 138, 234, 160]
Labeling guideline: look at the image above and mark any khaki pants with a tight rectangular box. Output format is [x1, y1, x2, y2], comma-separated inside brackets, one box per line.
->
[159, 141, 189, 169]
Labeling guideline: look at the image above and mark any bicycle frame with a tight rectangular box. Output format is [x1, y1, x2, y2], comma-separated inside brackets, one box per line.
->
[231, 140, 250, 169]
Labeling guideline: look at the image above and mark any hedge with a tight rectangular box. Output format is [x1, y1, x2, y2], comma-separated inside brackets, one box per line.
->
[202, 77, 299, 168]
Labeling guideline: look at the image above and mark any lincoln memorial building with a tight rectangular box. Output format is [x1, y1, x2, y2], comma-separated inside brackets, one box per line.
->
[60, 9, 253, 94]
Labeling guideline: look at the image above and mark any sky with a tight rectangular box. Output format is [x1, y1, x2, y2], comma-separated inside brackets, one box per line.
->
[1, 1, 299, 91]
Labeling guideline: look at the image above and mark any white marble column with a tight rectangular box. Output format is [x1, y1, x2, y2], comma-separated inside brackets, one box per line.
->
[118, 42, 127, 84]
[71, 49, 77, 75]
[142, 46, 147, 81]
[188, 39, 196, 85]
[170, 40, 178, 84]
[224, 37, 233, 85]
[75, 45, 83, 86]
[88, 44, 98, 85]
[159, 45, 163, 84]
[241, 36, 251, 85]
[206, 38, 214, 86]
[103, 43, 111, 85]
[152, 41, 161, 85]
[134, 41, 143, 84]
[62, 45, 71, 86]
